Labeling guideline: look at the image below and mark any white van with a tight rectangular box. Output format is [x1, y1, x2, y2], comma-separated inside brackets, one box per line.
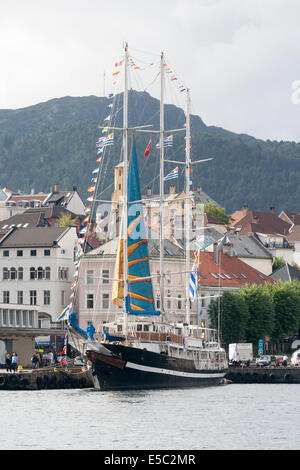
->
[291, 349, 300, 366]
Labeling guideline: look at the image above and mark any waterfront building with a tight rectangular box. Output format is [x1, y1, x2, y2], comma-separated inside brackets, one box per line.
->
[0, 182, 86, 221]
[0, 226, 78, 365]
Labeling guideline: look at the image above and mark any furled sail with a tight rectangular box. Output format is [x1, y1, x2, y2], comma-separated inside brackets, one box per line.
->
[112, 137, 160, 315]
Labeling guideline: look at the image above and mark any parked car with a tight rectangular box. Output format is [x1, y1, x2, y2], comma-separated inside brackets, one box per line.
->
[255, 355, 272, 367]
[73, 356, 87, 366]
[275, 355, 288, 367]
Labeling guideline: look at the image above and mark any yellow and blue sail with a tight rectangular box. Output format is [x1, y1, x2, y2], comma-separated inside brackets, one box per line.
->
[112, 137, 160, 316]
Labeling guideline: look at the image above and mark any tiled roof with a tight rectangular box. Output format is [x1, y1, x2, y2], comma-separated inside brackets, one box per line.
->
[24, 206, 82, 220]
[0, 227, 71, 248]
[282, 211, 300, 225]
[224, 233, 273, 259]
[197, 251, 274, 287]
[286, 225, 300, 242]
[0, 212, 49, 230]
[86, 238, 184, 259]
[9, 194, 48, 203]
[270, 263, 300, 282]
[234, 211, 291, 236]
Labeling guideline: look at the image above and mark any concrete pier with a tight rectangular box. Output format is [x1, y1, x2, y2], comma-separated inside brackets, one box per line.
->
[226, 366, 300, 384]
[0, 367, 94, 390]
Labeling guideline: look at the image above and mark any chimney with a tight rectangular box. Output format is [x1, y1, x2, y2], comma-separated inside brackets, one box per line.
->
[270, 207, 275, 214]
[213, 242, 219, 265]
[147, 187, 152, 197]
[243, 204, 249, 215]
[54, 182, 59, 193]
[50, 186, 54, 193]
[73, 185, 78, 192]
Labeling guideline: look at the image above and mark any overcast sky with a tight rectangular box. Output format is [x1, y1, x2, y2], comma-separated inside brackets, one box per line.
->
[1, 0, 300, 142]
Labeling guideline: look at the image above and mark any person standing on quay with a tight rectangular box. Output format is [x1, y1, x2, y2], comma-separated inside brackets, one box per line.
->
[5, 353, 12, 372]
[11, 352, 18, 373]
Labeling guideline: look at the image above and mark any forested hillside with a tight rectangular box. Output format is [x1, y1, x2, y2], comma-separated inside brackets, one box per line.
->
[0, 91, 299, 213]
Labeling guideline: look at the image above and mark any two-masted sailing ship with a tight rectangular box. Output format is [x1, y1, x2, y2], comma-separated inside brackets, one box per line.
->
[66, 44, 228, 390]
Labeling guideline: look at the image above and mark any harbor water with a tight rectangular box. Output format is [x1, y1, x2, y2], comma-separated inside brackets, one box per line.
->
[0, 384, 299, 450]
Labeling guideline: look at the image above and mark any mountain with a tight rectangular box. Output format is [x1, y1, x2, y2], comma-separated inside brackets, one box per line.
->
[0, 91, 300, 214]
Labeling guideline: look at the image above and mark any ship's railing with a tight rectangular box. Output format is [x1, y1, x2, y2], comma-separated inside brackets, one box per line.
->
[127, 331, 183, 345]
[195, 360, 227, 370]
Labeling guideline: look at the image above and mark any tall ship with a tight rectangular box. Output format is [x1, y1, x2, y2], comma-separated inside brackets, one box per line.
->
[64, 44, 228, 390]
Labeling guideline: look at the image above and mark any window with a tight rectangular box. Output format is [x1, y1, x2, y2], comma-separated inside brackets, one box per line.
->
[29, 311, 34, 327]
[30, 267, 36, 280]
[86, 270, 94, 285]
[16, 310, 21, 326]
[10, 267, 16, 280]
[2, 309, 8, 325]
[143, 324, 149, 332]
[102, 293, 109, 309]
[45, 267, 51, 280]
[17, 291, 23, 305]
[44, 249, 51, 256]
[223, 273, 232, 280]
[137, 324, 142, 331]
[199, 273, 207, 279]
[22, 310, 27, 326]
[9, 310, 14, 326]
[30, 290, 37, 306]
[17, 250, 23, 257]
[167, 290, 171, 309]
[239, 273, 248, 279]
[3, 291, 10, 304]
[102, 269, 109, 284]
[178, 294, 182, 310]
[87, 294, 94, 309]
[58, 267, 68, 280]
[37, 267, 44, 280]
[257, 273, 265, 280]
[44, 291, 50, 305]
[210, 272, 219, 279]
[3, 250, 9, 257]
[18, 267, 23, 280]
[61, 291, 65, 306]
[2, 267, 8, 281]
[216, 273, 225, 280]
[30, 250, 37, 256]
[156, 294, 160, 310]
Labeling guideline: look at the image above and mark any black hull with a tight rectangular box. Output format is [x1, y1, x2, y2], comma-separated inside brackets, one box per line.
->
[87, 344, 227, 391]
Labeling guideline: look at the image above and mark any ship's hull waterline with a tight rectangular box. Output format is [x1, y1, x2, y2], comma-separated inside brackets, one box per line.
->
[86, 345, 227, 391]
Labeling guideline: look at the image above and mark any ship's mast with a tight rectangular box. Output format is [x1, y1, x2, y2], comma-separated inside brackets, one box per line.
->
[185, 88, 191, 326]
[123, 42, 129, 336]
[159, 52, 165, 316]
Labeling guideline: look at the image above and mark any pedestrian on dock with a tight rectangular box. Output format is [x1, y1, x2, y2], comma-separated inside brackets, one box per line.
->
[11, 352, 18, 373]
[5, 354, 12, 372]
[31, 352, 39, 369]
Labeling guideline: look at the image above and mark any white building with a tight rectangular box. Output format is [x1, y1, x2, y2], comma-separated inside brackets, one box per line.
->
[0, 226, 78, 326]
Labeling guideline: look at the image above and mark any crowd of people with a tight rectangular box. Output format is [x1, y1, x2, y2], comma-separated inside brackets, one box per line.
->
[4, 350, 60, 371]
[31, 350, 59, 369]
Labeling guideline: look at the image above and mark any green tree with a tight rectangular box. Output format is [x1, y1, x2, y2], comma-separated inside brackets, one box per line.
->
[272, 256, 285, 272]
[240, 284, 275, 343]
[267, 281, 300, 342]
[204, 202, 233, 225]
[208, 291, 249, 348]
[58, 213, 78, 227]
